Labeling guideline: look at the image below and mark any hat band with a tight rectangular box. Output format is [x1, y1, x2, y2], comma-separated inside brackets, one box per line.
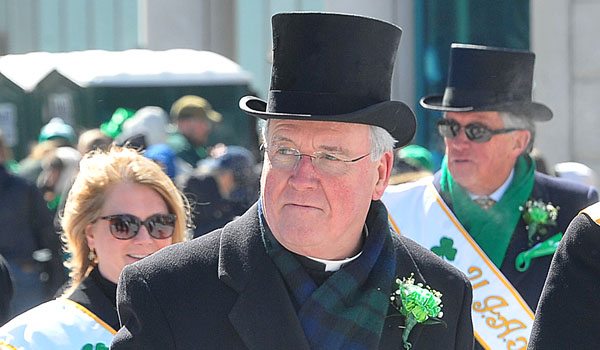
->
[267, 90, 381, 116]
[442, 87, 532, 108]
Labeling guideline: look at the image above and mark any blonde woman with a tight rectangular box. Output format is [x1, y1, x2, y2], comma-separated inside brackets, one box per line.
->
[0, 146, 189, 349]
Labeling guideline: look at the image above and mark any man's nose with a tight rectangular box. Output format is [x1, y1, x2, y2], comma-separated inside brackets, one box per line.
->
[447, 126, 471, 149]
[289, 155, 318, 189]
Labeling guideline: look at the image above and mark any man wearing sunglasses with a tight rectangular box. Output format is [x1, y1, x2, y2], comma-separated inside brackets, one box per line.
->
[111, 13, 474, 350]
[383, 43, 598, 349]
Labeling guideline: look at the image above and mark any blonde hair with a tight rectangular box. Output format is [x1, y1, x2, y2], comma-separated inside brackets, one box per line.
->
[61, 146, 190, 293]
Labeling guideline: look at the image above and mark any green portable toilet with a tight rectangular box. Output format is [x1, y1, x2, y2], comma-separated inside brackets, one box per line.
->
[33, 49, 258, 152]
[0, 52, 61, 160]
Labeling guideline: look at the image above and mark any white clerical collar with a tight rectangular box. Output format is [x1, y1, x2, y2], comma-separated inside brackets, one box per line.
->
[305, 251, 363, 272]
[303, 225, 367, 272]
[469, 168, 515, 202]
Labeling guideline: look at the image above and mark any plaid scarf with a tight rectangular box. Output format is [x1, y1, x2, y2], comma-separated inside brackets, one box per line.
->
[260, 200, 397, 350]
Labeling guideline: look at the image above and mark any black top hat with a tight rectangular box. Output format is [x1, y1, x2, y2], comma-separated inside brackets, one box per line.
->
[420, 43, 552, 121]
[239, 12, 416, 147]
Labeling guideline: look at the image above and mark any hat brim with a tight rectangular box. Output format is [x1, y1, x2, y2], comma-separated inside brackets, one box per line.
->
[420, 95, 553, 121]
[240, 96, 416, 148]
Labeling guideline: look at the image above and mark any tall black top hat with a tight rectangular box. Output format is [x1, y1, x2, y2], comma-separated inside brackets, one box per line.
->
[239, 12, 416, 147]
[420, 43, 552, 121]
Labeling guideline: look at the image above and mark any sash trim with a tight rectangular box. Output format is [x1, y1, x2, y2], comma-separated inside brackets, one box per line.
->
[580, 202, 600, 226]
[428, 184, 534, 319]
[385, 181, 533, 350]
[0, 342, 18, 350]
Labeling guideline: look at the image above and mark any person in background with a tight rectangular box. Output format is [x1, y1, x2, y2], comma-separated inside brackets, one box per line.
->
[529, 148, 549, 175]
[18, 117, 77, 184]
[0, 130, 65, 318]
[36, 146, 81, 217]
[116, 106, 170, 149]
[167, 95, 222, 167]
[382, 43, 598, 349]
[77, 128, 112, 156]
[0, 146, 189, 349]
[112, 12, 473, 349]
[145, 143, 178, 180]
[0, 254, 13, 326]
[389, 144, 434, 185]
[116, 106, 191, 178]
[183, 145, 259, 237]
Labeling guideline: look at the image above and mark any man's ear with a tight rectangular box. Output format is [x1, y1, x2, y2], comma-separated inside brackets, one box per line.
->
[372, 151, 393, 201]
[511, 130, 531, 158]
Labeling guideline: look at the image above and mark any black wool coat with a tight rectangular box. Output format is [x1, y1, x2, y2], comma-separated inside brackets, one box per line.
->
[111, 202, 474, 349]
[528, 207, 600, 350]
[68, 268, 119, 331]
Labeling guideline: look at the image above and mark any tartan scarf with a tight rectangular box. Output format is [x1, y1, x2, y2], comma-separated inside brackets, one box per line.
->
[259, 200, 397, 350]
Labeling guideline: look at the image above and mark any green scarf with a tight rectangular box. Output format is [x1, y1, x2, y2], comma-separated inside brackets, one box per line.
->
[440, 155, 535, 267]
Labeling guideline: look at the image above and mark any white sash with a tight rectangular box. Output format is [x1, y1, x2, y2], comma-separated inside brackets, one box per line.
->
[382, 177, 533, 350]
[0, 298, 115, 350]
[581, 202, 600, 225]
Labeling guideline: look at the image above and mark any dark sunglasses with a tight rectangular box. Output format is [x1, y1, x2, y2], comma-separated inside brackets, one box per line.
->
[98, 213, 176, 240]
[437, 118, 522, 143]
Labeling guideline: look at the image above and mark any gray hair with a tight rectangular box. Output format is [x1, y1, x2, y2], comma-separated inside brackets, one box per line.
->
[260, 120, 396, 161]
[368, 125, 396, 161]
[500, 112, 536, 154]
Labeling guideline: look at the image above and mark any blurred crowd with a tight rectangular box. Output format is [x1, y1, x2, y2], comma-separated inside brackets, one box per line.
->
[0, 92, 598, 327]
[0, 94, 262, 324]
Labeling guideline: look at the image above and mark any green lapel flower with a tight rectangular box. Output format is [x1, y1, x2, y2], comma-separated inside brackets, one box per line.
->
[520, 198, 559, 246]
[389, 274, 445, 349]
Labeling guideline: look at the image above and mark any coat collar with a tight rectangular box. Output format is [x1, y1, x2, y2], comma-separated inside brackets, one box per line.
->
[217, 203, 310, 350]
[383, 232, 430, 346]
[217, 201, 426, 349]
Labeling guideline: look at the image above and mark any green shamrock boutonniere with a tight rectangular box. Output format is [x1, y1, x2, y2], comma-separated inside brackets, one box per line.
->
[389, 274, 445, 349]
[520, 198, 559, 246]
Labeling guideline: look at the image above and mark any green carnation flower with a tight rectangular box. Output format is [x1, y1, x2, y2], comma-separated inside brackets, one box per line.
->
[389, 274, 445, 349]
[520, 199, 559, 246]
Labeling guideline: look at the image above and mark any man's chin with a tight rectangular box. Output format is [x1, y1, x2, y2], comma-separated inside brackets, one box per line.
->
[448, 165, 477, 186]
[273, 228, 322, 253]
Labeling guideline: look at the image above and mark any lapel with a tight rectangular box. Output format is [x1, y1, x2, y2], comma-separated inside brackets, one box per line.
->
[217, 203, 310, 350]
[380, 234, 430, 347]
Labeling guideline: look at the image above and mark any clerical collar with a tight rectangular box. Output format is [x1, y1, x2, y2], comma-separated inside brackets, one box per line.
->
[469, 168, 514, 202]
[301, 224, 368, 272]
[259, 200, 367, 273]
[304, 251, 362, 272]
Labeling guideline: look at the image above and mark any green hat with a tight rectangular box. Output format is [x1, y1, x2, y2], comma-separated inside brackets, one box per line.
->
[39, 117, 77, 144]
[100, 107, 136, 139]
[398, 145, 434, 172]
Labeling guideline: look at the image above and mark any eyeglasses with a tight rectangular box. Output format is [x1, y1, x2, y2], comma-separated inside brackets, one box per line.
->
[262, 145, 370, 176]
[437, 118, 523, 143]
[98, 214, 177, 240]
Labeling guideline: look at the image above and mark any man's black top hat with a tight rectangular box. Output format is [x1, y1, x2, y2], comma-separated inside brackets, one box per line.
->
[239, 12, 416, 148]
[420, 43, 552, 121]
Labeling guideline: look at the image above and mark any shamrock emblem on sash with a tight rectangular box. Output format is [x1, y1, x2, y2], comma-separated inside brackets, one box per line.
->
[81, 343, 109, 350]
[431, 237, 457, 261]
